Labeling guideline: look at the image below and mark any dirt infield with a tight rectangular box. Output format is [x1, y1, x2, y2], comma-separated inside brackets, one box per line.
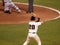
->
[0, 3, 60, 24]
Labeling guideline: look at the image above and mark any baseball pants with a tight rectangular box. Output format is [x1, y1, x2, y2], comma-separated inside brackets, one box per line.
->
[23, 33, 41, 45]
[4, 2, 21, 12]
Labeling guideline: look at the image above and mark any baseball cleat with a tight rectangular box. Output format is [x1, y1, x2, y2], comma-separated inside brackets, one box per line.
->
[4, 10, 11, 14]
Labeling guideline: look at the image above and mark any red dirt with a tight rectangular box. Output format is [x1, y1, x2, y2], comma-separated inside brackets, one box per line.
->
[0, 3, 59, 24]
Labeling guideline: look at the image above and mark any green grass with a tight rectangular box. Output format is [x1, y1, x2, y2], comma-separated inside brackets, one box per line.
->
[38, 18, 60, 45]
[0, 24, 28, 45]
[0, 18, 60, 45]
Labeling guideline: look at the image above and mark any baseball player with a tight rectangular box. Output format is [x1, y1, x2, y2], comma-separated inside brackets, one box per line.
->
[23, 13, 43, 45]
[3, 0, 21, 14]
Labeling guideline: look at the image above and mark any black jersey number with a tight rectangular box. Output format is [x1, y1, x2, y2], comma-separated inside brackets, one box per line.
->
[29, 25, 35, 29]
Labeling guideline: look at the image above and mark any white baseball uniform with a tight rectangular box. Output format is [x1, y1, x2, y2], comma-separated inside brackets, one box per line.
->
[23, 21, 42, 45]
[4, 0, 21, 12]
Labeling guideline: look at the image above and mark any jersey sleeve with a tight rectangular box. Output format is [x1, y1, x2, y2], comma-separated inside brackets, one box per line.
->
[36, 22, 42, 26]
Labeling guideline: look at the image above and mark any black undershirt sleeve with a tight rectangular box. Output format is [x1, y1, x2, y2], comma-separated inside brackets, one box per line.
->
[36, 18, 40, 22]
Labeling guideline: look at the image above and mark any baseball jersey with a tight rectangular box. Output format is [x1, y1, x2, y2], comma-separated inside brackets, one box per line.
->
[4, 0, 12, 2]
[29, 21, 42, 33]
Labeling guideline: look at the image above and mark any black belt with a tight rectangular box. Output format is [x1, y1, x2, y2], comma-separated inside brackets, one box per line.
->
[29, 32, 36, 34]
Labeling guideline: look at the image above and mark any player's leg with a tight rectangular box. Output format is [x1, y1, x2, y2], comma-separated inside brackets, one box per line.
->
[10, 2, 21, 13]
[27, 0, 34, 13]
[23, 36, 30, 45]
[4, 2, 11, 14]
[33, 34, 41, 45]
